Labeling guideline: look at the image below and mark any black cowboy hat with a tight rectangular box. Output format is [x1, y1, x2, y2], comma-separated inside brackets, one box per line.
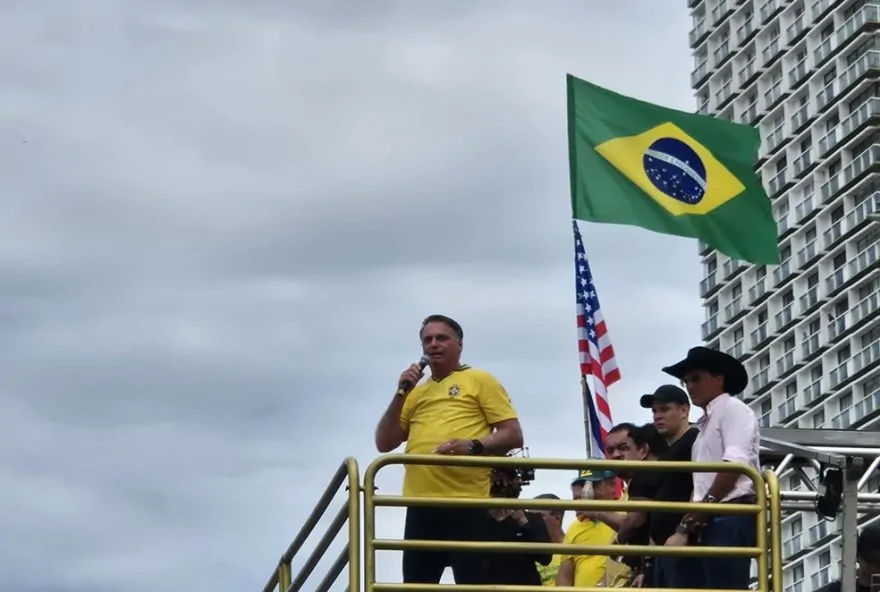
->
[662, 346, 748, 395]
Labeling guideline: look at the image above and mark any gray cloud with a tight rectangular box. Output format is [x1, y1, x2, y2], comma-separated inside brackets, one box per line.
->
[1, 1, 699, 590]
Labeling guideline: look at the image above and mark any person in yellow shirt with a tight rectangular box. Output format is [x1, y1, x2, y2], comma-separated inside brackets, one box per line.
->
[373, 314, 524, 585]
[532, 493, 565, 586]
[555, 469, 618, 587]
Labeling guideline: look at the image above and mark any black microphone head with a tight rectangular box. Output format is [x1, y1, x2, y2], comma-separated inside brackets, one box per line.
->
[418, 355, 430, 370]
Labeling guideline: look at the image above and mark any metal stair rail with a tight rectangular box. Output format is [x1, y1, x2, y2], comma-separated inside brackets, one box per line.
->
[362, 454, 784, 592]
[262, 457, 361, 592]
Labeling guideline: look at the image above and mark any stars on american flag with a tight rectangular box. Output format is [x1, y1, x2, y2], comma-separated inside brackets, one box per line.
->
[573, 221, 620, 457]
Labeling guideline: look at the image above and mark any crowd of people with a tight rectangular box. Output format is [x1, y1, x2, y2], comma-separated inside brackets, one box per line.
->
[373, 314, 880, 589]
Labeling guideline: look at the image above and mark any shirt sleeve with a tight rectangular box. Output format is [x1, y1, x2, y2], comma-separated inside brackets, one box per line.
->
[719, 403, 758, 464]
[477, 372, 518, 424]
[399, 391, 415, 431]
[627, 472, 657, 500]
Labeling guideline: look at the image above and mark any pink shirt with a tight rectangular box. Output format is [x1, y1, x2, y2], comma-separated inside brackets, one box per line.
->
[691, 393, 761, 502]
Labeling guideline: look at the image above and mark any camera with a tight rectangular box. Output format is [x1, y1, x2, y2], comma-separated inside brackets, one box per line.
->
[490, 448, 535, 498]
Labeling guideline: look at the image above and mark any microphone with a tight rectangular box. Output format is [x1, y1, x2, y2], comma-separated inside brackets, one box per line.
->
[397, 355, 430, 397]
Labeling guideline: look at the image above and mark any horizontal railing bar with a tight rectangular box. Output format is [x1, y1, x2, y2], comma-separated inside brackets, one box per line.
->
[779, 491, 880, 502]
[263, 460, 351, 592]
[286, 502, 350, 592]
[373, 539, 761, 558]
[369, 454, 760, 476]
[373, 586, 746, 592]
[373, 495, 760, 514]
[314, 544, 349, 592]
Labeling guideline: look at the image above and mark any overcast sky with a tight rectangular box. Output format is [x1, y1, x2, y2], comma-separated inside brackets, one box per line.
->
[0, 1, 700, 590]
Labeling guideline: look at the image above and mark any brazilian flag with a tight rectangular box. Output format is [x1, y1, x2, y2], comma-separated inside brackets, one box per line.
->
[567, 74, 779, 265]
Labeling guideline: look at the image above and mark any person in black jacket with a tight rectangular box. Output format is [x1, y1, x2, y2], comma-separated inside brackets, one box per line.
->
[825, 524, 880, 592]
[478, 462, 551, 585]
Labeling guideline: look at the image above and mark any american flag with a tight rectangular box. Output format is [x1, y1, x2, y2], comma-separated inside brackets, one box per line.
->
[573, 221, 620, 457]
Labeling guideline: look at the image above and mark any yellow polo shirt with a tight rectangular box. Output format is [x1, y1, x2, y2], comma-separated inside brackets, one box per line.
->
[400, 367, 517, 498]
[561, 517, 615, 587]
[536, 554, 562, 586]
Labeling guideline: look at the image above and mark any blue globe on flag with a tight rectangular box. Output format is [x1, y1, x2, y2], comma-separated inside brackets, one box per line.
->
[643, 137, 707, 204]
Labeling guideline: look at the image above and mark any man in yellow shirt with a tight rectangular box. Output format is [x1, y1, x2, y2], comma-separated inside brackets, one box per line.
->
[373, 314, 524, 585]
[555, 469, 618, 587]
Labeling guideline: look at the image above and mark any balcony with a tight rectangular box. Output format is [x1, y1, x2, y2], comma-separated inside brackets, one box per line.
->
[802, 332, 820, 358]
[739, 59, 758, 86]
[714, 40, 732, 66]
[843, 144, 880, 187]
[820, 175, 840, 202]
[776, 350, 796, 375]
[853, 339, 880, 373]
[691, 59, 709, 87]
[749, 277, 768, 303]
[826, 266, 846, 294]
[701, 314, 719, 339]
[791, 103, 809, 131]
[711, 0, 733, 25]
[841, 98, 880, 139]
[851, 290, 880, 325]
[811, 0, 831, 19]
[816, 80, 835, 110]
[802, 379, 822, 405]
[792, 151, 811, 177]
[737, 19, 756, 45]
[775, 303, 794, 331]
[811, 567, 832, 590]
[768, 170, 785, 195]
[724, 297, 744, 322]
[700, 272, 718, 297]
[828, 314, 847, 340]
[830, 361, 849, 388]
[722, 258, 743, 278]
[787, 14, 805, 43]
[762, 37, 781, 66]
[851, 243, 879, 277]
[690, 19, 710, 47]
[800, 287, 819, 312]
[796, 240, 817, 268]
[814, 36, 833, 65]
[754, 367, 771, 391]
[714, 79, 733, 106]
[759, 0, 781, 22]
[794, 192, 814, 223]
[817, 127, 837, 157]
[824, 220, 843, 248]
[773, 259, 792, 285]
[751, 322, 770, 348]
[731, 338, 745, 359]
[782, 535, 803, 558]
[832, 404, 854, 429]
[854, 387, 880, 422]
[777, 395, 797, 419]
[838, 4, 880, 47]
[839, 51, 880, 93]
[847, 192, 880, 230]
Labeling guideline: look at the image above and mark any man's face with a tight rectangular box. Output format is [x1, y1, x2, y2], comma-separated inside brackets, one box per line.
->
[593, 479, 617, 500]
[420, 321, 462, 367]
[571, 482, 584, 500]
[605, 430, 643, 462]
[652, 401, 690, 436]
[682, 369, 724, 407]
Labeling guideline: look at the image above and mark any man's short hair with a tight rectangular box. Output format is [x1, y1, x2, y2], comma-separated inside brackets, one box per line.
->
[420, 314, 463, 340]
[634, 423, 669, 457]
[608, 422, 639, 440]
[858, 524, 880, 563]
[534, 493, 564, 521]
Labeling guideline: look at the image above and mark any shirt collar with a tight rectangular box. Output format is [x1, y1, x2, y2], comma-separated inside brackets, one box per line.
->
[697, 393, 730, 425]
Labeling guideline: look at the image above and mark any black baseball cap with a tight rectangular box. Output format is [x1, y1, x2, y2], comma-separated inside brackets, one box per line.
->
[639, 384, 690, 409]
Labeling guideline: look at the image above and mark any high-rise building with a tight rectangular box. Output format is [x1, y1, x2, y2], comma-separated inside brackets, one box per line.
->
[689, 0, 880, 590]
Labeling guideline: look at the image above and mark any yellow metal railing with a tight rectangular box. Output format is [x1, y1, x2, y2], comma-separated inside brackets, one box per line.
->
[363, 454, 784, 592]
[262, 457, 361, 592]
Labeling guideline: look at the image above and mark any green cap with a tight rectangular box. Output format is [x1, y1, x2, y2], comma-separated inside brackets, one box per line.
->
[571, 469, 616, 485]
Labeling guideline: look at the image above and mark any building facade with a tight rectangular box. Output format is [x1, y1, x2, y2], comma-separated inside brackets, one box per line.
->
[689, 0, 880, 590]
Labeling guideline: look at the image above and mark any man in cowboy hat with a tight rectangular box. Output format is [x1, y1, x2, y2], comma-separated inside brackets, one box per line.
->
[660, 346, 761, 591]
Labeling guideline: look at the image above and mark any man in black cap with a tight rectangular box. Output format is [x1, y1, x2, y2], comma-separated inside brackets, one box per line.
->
[660, 346, 760, 591]
[826, 524, 880, 592]
[638, 385, 701, 588]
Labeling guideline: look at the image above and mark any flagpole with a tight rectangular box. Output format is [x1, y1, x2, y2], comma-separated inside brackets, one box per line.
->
[581, 375, 595, 458]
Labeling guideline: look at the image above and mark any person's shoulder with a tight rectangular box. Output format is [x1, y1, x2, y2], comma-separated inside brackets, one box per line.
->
[461, 367, 500, 383]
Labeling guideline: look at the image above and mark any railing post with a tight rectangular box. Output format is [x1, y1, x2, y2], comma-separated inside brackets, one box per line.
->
[277, 562, 291, 592]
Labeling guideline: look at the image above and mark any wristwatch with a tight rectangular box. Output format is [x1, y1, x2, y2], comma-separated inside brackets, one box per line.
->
[468, 439, 484, 455]
[675, 523, 689, 535]
[703, 494, 718, 503]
